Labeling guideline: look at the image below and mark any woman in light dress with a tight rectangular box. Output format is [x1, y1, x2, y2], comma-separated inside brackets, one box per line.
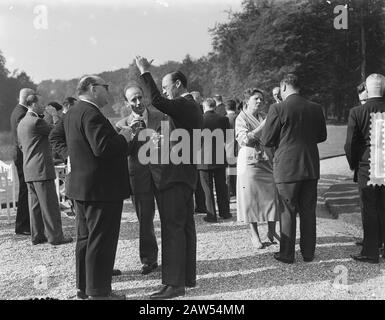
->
[235, 88, 280, 249]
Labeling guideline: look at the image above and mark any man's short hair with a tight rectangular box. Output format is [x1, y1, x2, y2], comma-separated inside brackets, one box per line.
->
[47, 101, 63, 111]
[123, 82, 144, 101]
[77, 76, 99, 95]
[203, 98, 216, 109]
[214, 94, 223, 102]
[169, 71, 187, 88]
[225, 99, 237, 111]
[366, 73, 385, 94]
[280, 73, 300, 89]
[19, 88, 36, 104]
[63, 97, 77, 106]
[26, 94, 39, 107]
[243, 88, 264, 102]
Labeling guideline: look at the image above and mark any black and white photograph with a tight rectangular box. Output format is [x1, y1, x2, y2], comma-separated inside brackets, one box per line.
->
[1, 0, 385, 308]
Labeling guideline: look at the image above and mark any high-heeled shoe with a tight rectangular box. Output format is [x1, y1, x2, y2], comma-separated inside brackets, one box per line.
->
[251, 237, 265, 250]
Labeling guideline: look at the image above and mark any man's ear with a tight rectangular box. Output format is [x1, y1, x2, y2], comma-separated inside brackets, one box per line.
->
[175, 80, 181, 89]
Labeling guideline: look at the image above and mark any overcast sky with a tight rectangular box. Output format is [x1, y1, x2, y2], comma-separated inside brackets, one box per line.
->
[0, 0, 243, 83]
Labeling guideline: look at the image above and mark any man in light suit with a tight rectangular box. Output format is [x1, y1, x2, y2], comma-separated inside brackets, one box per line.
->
[262, 73, 327, 264]
[17, 94, 72, 246]
[136, 56, 203, 300]
[55, 75, 133, 300]
[10, 88, 34, 236]
[115, 84, 167, 275]
[345, 74, 385, 263]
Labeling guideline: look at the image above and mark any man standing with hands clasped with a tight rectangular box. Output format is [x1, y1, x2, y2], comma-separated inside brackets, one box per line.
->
[135, 56, 203, 300]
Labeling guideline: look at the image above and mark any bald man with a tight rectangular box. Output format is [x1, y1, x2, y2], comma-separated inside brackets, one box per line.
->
[57, 75, 133, 299]
[10, 88, 36, 235]
[345, 73, 385, 263]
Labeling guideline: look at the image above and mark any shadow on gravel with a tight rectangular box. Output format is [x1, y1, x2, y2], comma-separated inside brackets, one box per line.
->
[111, 235, 383, 300]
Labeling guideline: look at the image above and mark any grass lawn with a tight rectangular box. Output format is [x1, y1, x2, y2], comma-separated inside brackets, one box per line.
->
[318, 125, 347, 159]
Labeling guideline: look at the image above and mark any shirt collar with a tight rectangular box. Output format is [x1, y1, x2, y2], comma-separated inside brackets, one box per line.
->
[19, 104, 28, 110]
[80, 98, 100, 109]
[227, 110, 235, 115]
[181, 92, 190, 98]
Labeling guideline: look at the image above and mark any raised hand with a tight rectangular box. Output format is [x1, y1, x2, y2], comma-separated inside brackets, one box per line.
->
[135, 55, 154, 74]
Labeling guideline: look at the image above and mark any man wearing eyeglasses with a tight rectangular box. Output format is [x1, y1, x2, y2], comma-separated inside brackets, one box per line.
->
[58, 75, 134, 300]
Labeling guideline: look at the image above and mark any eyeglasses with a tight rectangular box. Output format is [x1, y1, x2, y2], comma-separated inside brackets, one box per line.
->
[92, 83, 109, 92]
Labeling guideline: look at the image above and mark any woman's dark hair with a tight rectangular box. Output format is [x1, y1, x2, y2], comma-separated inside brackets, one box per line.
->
[47, 101, 63, 111]
[243, 88, 265, 103]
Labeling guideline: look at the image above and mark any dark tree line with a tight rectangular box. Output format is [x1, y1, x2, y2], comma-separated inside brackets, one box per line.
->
[0, 51, 36, 132]
[9, 0, 385, 123]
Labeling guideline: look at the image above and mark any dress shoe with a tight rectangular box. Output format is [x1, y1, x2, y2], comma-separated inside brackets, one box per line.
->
[88, 292, 126, 300]
[32, 237, 48, 245]
[50, 236, 73, 246]
[273, 252, 294, 264]
[303, 256, 314, 262]
[194, 208, 207, 214]
[150, 285, 185, 300]
[141, 263, 158, 275]
[220, 214, 232, 220]
[112, 269, 122, 276]
[76, 290, 88, 300]
[351, 254, 378, 264]
[203, 216, 217, 223]
[16, 231, 31, 236]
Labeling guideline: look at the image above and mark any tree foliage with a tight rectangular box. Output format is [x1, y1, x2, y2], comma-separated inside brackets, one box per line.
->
[0, 51, 36, 131]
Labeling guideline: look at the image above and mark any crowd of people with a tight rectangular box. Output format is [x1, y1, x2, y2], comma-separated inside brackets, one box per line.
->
[8, 54, 385, 299]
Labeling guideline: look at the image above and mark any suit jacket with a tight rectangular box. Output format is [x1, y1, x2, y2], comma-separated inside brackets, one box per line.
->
[17, 112, 56, 182]
[344, 97, 385, 185]
[140, 72, 203, 191]
[49, 116, 68, 162]
[63, 100, 131, 201]
[215, 103, 227, 117]
[198, 110, 230, 170]
[116, 107, 167, 194]
[10, 104, 28, 163]
[261, 93, 327, 183]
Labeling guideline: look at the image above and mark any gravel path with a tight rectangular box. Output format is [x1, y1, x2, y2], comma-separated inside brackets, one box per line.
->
[1, 158, 384, 300]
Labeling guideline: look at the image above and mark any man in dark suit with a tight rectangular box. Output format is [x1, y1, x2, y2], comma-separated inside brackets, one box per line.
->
[10, 88, 34, 235]
[261, 73, 327, 264]
[136, 56, 203, 299]
[58, 75, 133, 300]
[198, 98, 231, 222]
[225, 99, 238, 197]
[345, 73, 385, 263]
[213, 94, 227, 116]
[17, 94, 72, 246]
[115, 84, 167, 275]
[190, 91, 207, 214]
